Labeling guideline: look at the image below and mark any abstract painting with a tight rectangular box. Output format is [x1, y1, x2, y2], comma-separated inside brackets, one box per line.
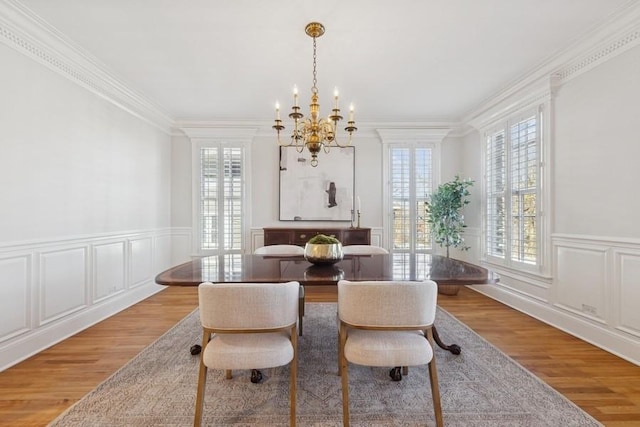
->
[279, 146, 354, 221]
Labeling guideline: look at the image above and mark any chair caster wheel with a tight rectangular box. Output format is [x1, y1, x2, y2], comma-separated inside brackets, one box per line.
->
[389, 366, 402, 381]
[190, 345, 201, 355]
[250, 369, 263, 383]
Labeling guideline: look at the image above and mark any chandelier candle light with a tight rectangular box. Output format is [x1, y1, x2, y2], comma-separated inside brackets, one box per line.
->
[273, 22, 357, 167]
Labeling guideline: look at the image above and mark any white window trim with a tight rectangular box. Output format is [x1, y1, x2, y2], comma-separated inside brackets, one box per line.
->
[480, 101, 552, 278]
[189, 136, 252, 257]
[379, 128, 446, 252]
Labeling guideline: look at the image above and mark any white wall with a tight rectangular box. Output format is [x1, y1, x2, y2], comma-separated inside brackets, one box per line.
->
[0, 40, 174, 370]
[170, 134, 192, 228]
[462, 42, 640, 365]
[554, 46, 640, 238]
[247, 133, 385, 229]
[171, 131, 391, 251]
[440, 136, 464, 183]
[3, 0, 637, 372]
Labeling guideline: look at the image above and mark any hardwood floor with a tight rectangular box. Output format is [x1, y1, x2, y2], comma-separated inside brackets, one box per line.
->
[1, 285, 639, 426]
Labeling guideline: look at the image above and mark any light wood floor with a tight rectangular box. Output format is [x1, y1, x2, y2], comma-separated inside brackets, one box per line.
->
[1, 286, 639, 426]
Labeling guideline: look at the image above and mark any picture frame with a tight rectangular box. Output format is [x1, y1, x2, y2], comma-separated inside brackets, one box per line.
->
[279, 146, 355, 221]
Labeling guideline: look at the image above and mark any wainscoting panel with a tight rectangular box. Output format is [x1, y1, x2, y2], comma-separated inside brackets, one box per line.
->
[0, 228, 184, 371]
[39, 246, 88, 325]
[474, 234, 640, 366]
[0, 254, 30, 342]
[615, 249, 640, 338]
[154, 234, 173, 274]
[554, 243, 608, 323]
[169, 228, 193, 265]
[129, 237, 153, 288]
[93, 241, 126, 302]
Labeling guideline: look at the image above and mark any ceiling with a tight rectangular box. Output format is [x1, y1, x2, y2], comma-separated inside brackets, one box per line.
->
[14, 0, 635, 124]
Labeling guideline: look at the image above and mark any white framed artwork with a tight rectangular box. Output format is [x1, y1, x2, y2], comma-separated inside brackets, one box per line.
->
[279, 146, 354, 221]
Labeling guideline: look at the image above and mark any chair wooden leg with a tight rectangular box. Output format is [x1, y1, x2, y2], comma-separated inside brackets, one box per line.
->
[194, 332, 210, 427]
[290, 325, 298, 426]
[402, 366, 409, 376]
[338, 323, 345, 376]
[339, 326, 350, 427]
[225, 370, 232, 379]
[427, 329, 444, 427]
[298, 286, 305, 336]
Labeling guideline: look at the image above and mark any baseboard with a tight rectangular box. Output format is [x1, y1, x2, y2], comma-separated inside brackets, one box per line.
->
[468, 284, 640, 366]
[0, 282, 164, 372]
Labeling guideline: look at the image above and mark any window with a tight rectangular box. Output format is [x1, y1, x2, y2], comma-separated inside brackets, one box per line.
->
[484, 110, 540, 268]
[389, 146, 434, 253]
[197, 144, 245, 254]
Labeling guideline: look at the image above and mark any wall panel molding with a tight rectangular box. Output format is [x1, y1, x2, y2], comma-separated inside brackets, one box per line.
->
[553, 243, 608, 324]
[471, 233, 640, 366]
[39, 246, 88, 325]
[613, 249, 640, 339]
[0, 227, 186, 371]
[0, 254, 31, 342]
[129, 237, 153, 288]
[93, 241, 126, 303]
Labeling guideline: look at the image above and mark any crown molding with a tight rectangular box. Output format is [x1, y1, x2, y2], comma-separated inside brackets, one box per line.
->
[0, 0, 174, 134]
[555, 11, 640, 83]
[174, 119, 461, 140]
[466, 75, 554, 131]
[461, 0, 640, 127]
[178, 125, 259, 140]
[376, 127, 452, 144]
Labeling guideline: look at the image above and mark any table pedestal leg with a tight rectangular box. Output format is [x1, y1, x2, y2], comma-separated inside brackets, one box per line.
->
[432, 325, 461, 355]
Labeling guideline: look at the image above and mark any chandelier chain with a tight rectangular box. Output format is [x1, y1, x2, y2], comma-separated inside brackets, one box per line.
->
[312, 36, 318, 93]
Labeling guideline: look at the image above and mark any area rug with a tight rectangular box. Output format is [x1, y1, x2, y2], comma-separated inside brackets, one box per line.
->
[49, 303, 602, 426]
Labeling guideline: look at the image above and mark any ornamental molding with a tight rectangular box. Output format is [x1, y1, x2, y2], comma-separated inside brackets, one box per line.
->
[466, 77, 552, 132]
[179, 125, 259, 141]
[376, 127, 452, 144]
[556, 28, 640, 83]
[0, 1, 174, 134]
[462, 1, 640, 129]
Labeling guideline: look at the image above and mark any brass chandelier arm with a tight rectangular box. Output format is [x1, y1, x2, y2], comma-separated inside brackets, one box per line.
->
[272, 22, 357, 167]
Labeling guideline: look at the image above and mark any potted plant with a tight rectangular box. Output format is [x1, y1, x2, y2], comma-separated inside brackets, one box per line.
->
[426, 176, 474, 295]
[304, 234, 344, 265]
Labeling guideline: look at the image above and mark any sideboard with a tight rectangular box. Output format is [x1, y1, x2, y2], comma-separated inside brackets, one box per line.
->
[263, 227, 371, 247]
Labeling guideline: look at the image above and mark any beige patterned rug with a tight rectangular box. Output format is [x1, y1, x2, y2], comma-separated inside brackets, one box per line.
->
[49, 303, 602, 426]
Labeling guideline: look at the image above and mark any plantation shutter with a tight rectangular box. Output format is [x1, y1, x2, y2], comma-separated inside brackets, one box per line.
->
[484, 109, 540, 267]
[510, 115, 537, 264]
[390, 146, 433, 252]
[485, 130, 506, 258]
[200, 146, 244, 252]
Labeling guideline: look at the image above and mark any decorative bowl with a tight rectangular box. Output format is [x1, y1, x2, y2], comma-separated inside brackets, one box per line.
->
[304, 242, 344, 265]
[304, 265, 345, 281]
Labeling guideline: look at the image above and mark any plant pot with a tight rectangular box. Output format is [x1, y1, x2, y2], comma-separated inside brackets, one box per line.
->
[304, 243, 344, 265]
[437, 284, 460, 296]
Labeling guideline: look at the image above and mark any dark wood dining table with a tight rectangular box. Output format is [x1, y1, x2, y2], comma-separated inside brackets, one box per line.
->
[155, 253, 499, 355]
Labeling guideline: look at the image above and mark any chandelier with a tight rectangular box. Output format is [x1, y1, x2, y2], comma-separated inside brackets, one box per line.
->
[273, 22, 357, 167]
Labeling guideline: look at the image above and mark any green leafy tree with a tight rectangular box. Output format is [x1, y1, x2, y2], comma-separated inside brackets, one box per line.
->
[308, 234, 340, 244]
[426, 176, 474, 257]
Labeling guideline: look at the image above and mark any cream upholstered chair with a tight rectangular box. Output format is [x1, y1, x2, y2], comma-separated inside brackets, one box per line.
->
[254, 245, 306, 335]
[194, 281, 299, 427]
[342, 245, 389, 255]
[254, 244, 305, 255]
[337, 280, 443, 427]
